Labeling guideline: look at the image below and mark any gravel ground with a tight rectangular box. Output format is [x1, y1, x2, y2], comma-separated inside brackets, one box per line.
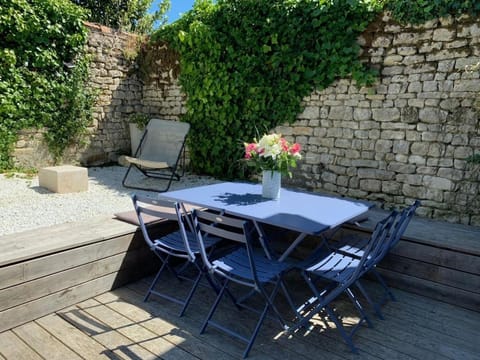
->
[0, 165, 219, 236]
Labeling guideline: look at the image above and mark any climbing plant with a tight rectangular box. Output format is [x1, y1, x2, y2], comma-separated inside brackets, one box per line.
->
[0, 0, 94, 169]
[154, 0, 382, 178]
[71, 0, 171, 34]
[385, 0, 480, 24]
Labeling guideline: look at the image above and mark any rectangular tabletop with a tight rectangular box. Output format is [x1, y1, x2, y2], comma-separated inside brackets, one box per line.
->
[158, 182, 371, 236]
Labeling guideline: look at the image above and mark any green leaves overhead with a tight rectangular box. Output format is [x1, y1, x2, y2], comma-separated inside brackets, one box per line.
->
[154, 0, 381, 178]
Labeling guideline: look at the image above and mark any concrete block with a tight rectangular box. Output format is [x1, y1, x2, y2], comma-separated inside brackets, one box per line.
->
[39, 165, 88, 193]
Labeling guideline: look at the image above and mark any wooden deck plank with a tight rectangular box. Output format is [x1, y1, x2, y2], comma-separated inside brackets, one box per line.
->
[59, 300, 159, 360]
[96, 288, 282, 360]
[0, 233, 143, 291]
[124, 279, 333, 360]
[338, 294, 479, 359]
[3, 273, 479, 360]
[0, 331, 42, 360]
[0, 249, 150, 312]
[12, 322, 82, 360]
[363, 283, 480, 345]
[35, 313, 113, 359]
[378, 268, 480, 311]
[391, 241, 479, 275]
[283, 279, 434, 360]
[127, 276, 397, 360]
[382, 253, 479, 293]
[359, 208, 480, 254]
[95, 291, 239, 360]
[75, 297, 200, 360]
[0, 271, 134, 332]
[0, 216, 137, 266]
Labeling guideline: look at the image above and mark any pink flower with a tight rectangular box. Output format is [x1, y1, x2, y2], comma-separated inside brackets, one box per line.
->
[280, 137, 289, 152]
[244, 142, 258, 159]
[243, 133, 302, 178]
[290, 143, 301, 154]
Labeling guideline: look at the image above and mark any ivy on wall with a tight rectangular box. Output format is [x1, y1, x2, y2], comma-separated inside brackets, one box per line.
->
[386, 0, 480, 24]
[155, 0, 382, 179]
[0, 0, 94, 170]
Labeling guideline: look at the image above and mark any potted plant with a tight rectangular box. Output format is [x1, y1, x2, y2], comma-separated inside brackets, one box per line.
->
[129, 114, 150, 155]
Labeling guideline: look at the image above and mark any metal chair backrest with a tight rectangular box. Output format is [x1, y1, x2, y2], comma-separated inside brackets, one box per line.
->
[358, 210, 398, 276]
[131, 194, 195, 261]
[192, 209, 260, 287]
[387, 200, 421, 250]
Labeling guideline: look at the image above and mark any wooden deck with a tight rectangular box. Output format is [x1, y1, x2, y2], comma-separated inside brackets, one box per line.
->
[1, 272, 479, 360]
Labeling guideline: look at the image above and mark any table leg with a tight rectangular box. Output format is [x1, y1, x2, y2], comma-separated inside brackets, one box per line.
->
[279, 233, 308, 262]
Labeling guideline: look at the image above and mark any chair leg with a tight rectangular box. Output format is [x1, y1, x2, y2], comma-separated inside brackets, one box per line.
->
[371, 268, 396, 302]
[178, 271, 203, 317]
[201, 278, 229, 334]
[243, 301, 270, 358]
[345, 287, 374, 327]
[324, 304, 359, 354]
[354, 281, 384, 320]
[280, 280, 302, 319]
[144, 259, 169, 302]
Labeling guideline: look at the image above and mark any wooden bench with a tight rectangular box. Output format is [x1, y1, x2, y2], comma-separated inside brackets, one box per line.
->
[338, 209, 480, 312]
[0, 216, 177, 333]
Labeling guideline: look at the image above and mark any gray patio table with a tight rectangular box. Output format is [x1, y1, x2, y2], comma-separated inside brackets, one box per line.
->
[158, 182, 371, 261]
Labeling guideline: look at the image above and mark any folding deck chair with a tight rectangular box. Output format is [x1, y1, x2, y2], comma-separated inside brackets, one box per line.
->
[192, 209, 294, 358]
[328, 200, 420, 316]
[123, 119, 190, 192]
[288, 212, 397, 353]
[132, 194, 221, 316]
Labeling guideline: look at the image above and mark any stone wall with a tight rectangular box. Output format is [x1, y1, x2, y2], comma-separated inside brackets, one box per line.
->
[13, 22, 185, 168]
[12, 14, 479, 225]
[280, 13, 480, 225]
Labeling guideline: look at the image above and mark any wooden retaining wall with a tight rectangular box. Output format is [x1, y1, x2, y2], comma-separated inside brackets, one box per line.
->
[0, 210, 478, 334]
[340, 209, 480, 312]
[0, 216, 176, 333]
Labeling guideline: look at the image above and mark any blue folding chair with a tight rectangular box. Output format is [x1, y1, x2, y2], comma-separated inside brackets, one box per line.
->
[132, 194, 221, 316]
[288, 212, 397, 353]
[191, 209, 293, 359]
[329, 200, 420, 314]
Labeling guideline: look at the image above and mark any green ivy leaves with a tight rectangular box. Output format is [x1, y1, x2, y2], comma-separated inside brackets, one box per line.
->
[153, 0, 478, 180]
[0, 0, 93, 169]
[155, 0, 379, 179]
[386, 0, 480, 24]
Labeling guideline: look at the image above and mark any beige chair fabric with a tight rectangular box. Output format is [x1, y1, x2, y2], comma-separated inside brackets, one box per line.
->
[122, 119, 190, 192]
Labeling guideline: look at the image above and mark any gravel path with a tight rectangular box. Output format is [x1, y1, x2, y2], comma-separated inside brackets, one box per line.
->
[0, 166, 219, 236]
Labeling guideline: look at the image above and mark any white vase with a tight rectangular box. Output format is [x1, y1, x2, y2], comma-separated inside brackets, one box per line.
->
[262, 170, 281, 199]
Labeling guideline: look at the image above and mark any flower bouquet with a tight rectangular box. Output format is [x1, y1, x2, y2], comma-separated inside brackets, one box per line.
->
[244, 133, 302, 177]
[244, 133, 302, 199]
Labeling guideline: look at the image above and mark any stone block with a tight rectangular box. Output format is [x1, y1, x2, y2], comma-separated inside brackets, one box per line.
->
[39, 165, 88, 193]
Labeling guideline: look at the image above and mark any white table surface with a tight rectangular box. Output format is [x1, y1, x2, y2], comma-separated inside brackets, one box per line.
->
[159, 182, 371, 236]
